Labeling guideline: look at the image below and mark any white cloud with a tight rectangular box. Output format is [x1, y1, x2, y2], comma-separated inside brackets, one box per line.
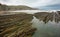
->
[31, 0, 60, 7]
[0, 0, 60, 7]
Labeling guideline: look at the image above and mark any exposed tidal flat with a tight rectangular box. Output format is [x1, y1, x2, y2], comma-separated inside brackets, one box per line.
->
[0, 13, 37, 37]
[0, 10, 60, 37]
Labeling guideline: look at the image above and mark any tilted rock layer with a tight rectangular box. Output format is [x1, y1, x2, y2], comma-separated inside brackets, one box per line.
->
[0, 13, 36, 37]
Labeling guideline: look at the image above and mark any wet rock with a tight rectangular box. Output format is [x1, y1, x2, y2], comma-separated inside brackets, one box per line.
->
[34, 12, 60, 23]
[0, 13, 36, 37]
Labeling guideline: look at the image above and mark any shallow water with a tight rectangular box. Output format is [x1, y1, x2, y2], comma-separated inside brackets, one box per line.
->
[32, 16, 60, 37]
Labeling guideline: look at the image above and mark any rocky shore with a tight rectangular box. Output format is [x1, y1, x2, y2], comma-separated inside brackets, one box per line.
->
[0, 13, 36, 37]
[34, 11, 60, 23]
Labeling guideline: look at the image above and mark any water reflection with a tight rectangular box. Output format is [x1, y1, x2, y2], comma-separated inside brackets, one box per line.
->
[32, 16, 60, 37]
[32, 11, 60, 37]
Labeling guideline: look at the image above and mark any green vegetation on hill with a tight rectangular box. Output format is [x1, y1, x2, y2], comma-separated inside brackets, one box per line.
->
[0, 3, 37, 11]
[0, 4, 8, 11]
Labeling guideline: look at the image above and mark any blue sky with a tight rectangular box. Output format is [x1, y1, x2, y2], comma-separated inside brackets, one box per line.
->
[39, 4, 60, 10]
[0, 0, 60, 10]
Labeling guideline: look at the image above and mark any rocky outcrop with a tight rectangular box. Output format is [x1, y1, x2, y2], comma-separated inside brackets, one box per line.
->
[34, 11, 60, 23]
[0, 13, 36, 37]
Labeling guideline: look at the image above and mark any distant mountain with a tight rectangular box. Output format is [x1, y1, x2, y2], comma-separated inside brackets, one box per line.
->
[0, 3, 37, 11]
[38, 4, 60, 10]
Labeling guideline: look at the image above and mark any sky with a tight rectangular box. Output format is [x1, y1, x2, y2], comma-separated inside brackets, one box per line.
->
[0, 0, 60, 10]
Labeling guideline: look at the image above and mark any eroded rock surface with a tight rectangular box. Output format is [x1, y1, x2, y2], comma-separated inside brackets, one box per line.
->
[0, 13, 37, 37]
[34, 11, 60, 23]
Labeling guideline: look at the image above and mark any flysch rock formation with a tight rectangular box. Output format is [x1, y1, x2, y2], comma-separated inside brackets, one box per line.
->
[34, 11, 60, 23]
[0, 13, 37, 37]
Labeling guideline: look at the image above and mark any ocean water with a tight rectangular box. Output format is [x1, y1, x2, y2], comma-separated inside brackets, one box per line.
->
[4, 10, 52, 14]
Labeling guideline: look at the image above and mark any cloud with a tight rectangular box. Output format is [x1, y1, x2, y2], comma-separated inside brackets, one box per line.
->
[38, 4, 60, 10]
[0, 0, 60, 7]
[33, 0, 60, 7]
[0, 0, 37, 7]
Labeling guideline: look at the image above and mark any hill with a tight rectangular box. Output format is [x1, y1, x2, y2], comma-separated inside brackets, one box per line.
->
[0, 3, 37, 11]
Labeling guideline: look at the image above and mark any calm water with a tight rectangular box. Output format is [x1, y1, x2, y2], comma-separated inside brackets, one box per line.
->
[32, 16, 60, 37]
[4, 10, 52, 14]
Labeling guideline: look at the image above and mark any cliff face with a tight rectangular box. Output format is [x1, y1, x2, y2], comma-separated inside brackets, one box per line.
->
[0, 13, 36, 37]
[34, 11, 60, 23]
[0, 3, 37, 11]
